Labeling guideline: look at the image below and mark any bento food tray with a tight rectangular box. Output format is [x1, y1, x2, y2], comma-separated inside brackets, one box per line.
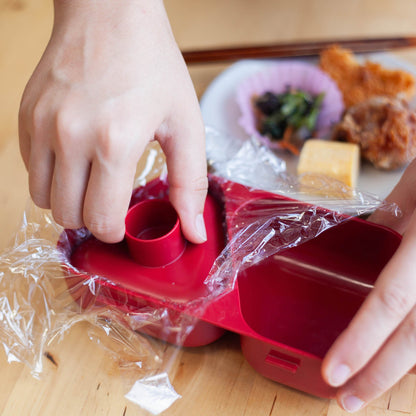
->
[62, 175, 401, 398]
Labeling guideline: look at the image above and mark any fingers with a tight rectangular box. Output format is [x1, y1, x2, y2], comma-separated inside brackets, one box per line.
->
[52, 113, 148, 243]
[48, 111, 92, 230]
[158, 107, 208, 244]
[50, 152, 90, 230]
[21, 98, 55, 209]
[336, 307, 416, 412]
[22, 101, 147, 242]
[28, 146, 54, 209]
[18, 112, 31, 171]
[322, 211, 416, 411]
[83, 150, 140, 243]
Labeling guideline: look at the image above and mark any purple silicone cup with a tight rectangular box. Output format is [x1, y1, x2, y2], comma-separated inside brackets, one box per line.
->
[236, 61, 345, 149]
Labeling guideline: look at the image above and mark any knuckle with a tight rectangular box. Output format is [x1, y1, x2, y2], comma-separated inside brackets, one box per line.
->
[29, 174, 50, 209]
[191, 175, 209, 194]
[377, 285, 412, 321]
[52, 210, 83, 230]
[31, 100, 44, 123]
[96, 121, 123, 162]
[30, 189, 50, 210]
[55, 109, 80, 146]
[31, 101, 48, 135]
[171, 175, 208, 195]
[84, 212, 123, 243]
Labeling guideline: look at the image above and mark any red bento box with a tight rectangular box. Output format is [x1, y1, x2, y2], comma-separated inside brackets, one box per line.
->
[62, 175, 401, 399]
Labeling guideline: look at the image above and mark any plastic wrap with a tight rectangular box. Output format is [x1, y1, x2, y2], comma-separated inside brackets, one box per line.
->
[0, 128, 401, 413]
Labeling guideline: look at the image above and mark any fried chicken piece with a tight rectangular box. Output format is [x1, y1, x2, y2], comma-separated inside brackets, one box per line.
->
[320, 46, 415, 108]
[333, 96, 416, 170]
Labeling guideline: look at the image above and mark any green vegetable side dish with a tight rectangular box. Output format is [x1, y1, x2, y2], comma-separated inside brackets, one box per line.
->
[254, 89, 325, 152]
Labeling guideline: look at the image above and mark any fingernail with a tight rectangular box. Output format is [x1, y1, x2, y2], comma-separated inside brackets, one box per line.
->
[195, 213, 207, 242]
[329, 364, 351, 386]
[341, 395, 364, 413]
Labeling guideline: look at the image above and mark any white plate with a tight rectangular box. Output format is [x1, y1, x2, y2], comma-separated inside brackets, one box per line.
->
[200, 54, 416, 200]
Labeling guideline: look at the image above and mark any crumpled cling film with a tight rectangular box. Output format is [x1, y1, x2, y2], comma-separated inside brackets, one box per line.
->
[0, 128, 400, 414]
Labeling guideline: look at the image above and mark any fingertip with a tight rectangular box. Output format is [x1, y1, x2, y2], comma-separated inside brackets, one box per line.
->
[30, 189, 51, 210]
[85, 218, 126, 244]
[195, 213, 207, 242]
[322, 340, 354, 388]
[338, 393, 365, 413]
[83, 195, 127, 243]
[98, 229, 125, 244]
[169, 182, 208, 245]
[180, 211, 208, 244]
[174, 207, 207, 244]
[325, 363, 352, 387]
[83, 154, 138, 244]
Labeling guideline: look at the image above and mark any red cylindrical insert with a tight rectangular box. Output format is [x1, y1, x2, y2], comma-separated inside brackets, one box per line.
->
[125, 199, 186, 267]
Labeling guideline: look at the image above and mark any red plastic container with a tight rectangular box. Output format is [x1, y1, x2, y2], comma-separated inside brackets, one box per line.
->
[63, 176, 401, 398]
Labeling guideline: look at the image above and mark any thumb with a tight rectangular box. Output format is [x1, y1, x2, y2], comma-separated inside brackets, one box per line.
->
[158, 116, 208, 244]
[368, 158, 416, 235]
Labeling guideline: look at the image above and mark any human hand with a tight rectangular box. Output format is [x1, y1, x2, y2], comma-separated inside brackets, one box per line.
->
[322, 158, 416, 412]
[18, 0, 207, 244]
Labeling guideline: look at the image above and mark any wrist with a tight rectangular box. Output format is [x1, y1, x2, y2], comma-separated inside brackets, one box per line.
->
[53, 0, 167, 28]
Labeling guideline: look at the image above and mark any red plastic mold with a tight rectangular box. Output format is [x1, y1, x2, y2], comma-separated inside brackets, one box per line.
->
[63, 176, 402, 398]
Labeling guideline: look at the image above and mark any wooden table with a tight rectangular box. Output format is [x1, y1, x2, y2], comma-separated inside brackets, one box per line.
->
[1, 0, 416, 414]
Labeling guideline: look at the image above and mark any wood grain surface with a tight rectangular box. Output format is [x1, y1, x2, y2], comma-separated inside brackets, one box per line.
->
[1, 0, 416, 415]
